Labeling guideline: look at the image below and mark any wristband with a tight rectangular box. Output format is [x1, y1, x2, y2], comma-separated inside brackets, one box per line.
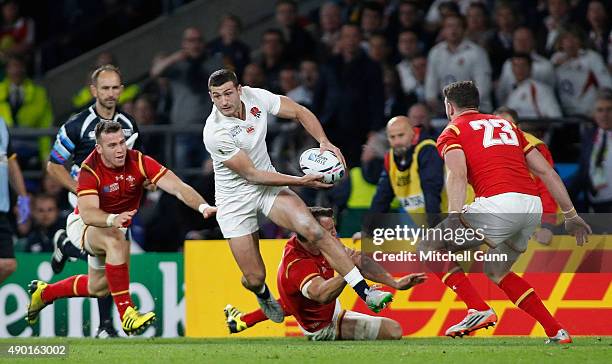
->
[106, 214, 118, 227]
[561, 206, 576, 215]
[198, 203, 210, 214]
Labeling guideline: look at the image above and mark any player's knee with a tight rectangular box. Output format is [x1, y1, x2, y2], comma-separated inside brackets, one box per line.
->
[106, 229, 128, 249]
[382, 320, 403, 340]
[303, 224, 326, 245]
[484, 266, 504, 284]
[242, 272, 266, 290]
[88, 281, 109, 297]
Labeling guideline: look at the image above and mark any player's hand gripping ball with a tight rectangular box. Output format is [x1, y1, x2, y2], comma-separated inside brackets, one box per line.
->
[299, 148, 345, 184]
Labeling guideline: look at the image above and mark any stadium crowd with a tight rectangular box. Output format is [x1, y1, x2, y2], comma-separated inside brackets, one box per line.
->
[3, 0, 612, 252]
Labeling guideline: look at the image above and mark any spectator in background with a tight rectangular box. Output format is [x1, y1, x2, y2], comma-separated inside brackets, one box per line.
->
[497, 27, 556, 105]
[150, 27, 222, 170]
[585, 0, 611, 66]
[465, 2, 492, 48]
[39, 172, 71, 218]
[571, 89, 612, 213]
[399, 54, 427, 105]
[386, 0, 428, 53]
[408, 102, 436, 138]
[538, 0, 572, 56]
[552, 26, 612, 117]
[0, 0, 35, 67]
[71, 52, 140, 112]
[360, 1, 385, 44]
[425, 15, 492, 114]
[315, 2, 342, 60]
[133, 95, 166, 163]
[383, 66, 408, 121]
[241, 62, 266, 88]
[503, 53, 562, 119]
[396, 30, 421, 66]
[207, 14, 251, 79]
[141, 52, 173, 124]
[23, 194, 64, 253]
[368, 32, 391, 67]
[0, 56, 53, 170]
[484, 2, 517, 80]
[256, 29, 287, 93]
[313, 23, 385, 169]
[275, 0, 316, 62]
[288, 59, 318, 109]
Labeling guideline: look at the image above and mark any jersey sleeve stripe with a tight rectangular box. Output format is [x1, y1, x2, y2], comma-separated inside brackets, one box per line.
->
[442, 143, 462, 156]
[77, 189, 98, 196]
[151, 167, 168, 184]
[523, 143, 535, 154]
[448, 125, 460, 135]
[137, 152, 147, 178]
[81, 164, 100, 186]
[299, 273, 321, 292]
[59, 133, 75, 151]
[8, 153, 16, 160]
[285, 258, 302, 279]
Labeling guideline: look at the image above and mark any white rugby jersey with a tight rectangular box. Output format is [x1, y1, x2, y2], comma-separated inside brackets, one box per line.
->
[552, 49, 612, 116]
[505, 79, 562, 119]
[496, 52, 556, 105]
[425, 39, 493, 111]
[203, 86, 281, 198]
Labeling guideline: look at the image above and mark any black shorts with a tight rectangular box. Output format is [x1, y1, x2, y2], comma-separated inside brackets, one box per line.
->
[0, 212, 15, 259]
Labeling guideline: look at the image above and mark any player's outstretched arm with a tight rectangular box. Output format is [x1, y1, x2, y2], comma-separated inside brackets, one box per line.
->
[347, 248, 427, 290]
[276, 96, 347, 169]
[304, 276, 347, 304]
[526, 148, 592, 245]
[444, 149, 468, 213]
[78, 194, 136, 228]
[8, 156, 30, 224]
[223, 150, 332, 189]
[155, 170, 216, 218]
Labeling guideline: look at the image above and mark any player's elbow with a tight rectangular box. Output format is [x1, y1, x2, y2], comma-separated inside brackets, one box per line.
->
[242, 168, 261, 184]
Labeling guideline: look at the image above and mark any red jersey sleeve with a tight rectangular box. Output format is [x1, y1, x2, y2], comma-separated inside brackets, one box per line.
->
[76, 163, 100, 197]
[137, 152, 168, 184]
[516, 127, 535, 155]
[285, 258, 321, 294]
[436, 124, 462, 158]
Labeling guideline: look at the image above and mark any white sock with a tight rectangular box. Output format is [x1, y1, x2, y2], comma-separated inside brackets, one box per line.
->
[343, 266, 365, 287]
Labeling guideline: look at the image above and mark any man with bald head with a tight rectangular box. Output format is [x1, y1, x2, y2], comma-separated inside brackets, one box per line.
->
[369, 115, 444, 214]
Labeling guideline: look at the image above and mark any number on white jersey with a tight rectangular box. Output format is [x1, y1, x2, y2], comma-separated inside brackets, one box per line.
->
[469, 119, 519, 148]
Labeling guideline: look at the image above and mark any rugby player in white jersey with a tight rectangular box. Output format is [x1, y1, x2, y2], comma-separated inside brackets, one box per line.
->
[203, 69, 392, 322]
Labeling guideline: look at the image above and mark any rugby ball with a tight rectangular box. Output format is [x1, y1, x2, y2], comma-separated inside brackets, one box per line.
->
[299, 148, 345, 184]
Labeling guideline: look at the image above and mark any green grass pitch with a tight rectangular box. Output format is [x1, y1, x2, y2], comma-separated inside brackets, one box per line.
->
[0, 337, 611, 363]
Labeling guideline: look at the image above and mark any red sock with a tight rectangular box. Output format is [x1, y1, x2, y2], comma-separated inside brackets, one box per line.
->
[41, 275, 89, 303]
[498, 272, 562, 337]
[434, 270, 490, 311]
[105, 263, 133, 318]
[242, 298, 290, 327]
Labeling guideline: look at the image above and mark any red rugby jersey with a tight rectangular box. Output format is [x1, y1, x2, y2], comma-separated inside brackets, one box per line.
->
[436, 112, 539, 198]
[76, 149, 167, 216]
[277, 236, 337, 333]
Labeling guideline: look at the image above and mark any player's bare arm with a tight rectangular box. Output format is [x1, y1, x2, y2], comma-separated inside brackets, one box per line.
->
[46, 161, 78, 193]
[346, 248, 427, 290]
[443, 149, 468, 213]
[276, 96, 347, 169]
[525, 148, 592, 245]
[77, 194, 136, 228]
[155, 169, 217, 218]
[223, 149, 332, 189]
[304, 275, 347, 304]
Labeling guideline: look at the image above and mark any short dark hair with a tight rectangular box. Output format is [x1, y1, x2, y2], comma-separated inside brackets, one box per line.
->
[443, 80, 480, 109]
[296, 207, 334, 242]
[208, 69, 239, 89]
[91, 64, 122, 86]
[511, 52, 532, 66]
[95, 120, 123, 142]
[494, 106, 519, 123]
[596, 88, 612, 102]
